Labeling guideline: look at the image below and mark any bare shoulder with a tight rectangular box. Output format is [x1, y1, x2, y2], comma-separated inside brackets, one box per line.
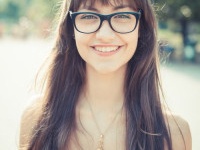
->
[165, 112, 192, 150]
[19, 95, 44, 148]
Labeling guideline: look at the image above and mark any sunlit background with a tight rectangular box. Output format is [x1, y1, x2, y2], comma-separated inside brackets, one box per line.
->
[0, 0, 199, 149]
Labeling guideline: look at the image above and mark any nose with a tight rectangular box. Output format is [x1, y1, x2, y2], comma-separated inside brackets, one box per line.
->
[95, 21, 115, 42]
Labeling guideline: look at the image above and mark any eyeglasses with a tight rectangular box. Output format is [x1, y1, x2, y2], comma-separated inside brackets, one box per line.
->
[69, 10, 142, 34]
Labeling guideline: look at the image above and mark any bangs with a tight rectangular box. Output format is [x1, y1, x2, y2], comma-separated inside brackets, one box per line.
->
[71, 0, 138, 11]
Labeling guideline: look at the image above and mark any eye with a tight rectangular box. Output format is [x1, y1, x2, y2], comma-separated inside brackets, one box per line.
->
[80, 14, 98, 19]
[114, 14, 131, 19]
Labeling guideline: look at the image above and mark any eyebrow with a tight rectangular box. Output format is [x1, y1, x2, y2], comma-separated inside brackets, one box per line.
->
[79, 4, 131, 12]
[113, 5, 131, 10]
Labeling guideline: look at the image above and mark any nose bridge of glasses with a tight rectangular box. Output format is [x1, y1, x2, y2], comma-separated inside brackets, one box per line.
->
[99, 14, 111, 23]
[100, 15, 111, 21]
[99, 14, 113, 29]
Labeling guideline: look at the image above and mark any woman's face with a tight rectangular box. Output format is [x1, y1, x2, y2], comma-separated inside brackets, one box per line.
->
[74, 0, 139, 74]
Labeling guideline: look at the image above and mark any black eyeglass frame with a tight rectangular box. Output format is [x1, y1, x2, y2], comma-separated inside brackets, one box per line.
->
[69, 10, 142, 34]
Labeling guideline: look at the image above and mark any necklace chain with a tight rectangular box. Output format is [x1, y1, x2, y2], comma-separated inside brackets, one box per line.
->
[86, 98, 122, 150]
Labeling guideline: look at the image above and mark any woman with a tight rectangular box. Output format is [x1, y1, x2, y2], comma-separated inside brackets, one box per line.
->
[19, 0, 192, 149]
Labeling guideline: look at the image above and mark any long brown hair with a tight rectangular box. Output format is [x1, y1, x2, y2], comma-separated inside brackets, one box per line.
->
[27, 0, 172, 149]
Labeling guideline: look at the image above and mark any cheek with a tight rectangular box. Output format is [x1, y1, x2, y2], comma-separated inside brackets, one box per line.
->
[74, 30, 91, 48]
[125, 31, 139, 52]
[123, 32, 139, 63]
[75, 31, 83, 45]
[74, 31, 91, 61]
[75, 32, 86, 51]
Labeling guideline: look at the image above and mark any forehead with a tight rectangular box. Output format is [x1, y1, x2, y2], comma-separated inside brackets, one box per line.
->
[72, 0, 137, 11]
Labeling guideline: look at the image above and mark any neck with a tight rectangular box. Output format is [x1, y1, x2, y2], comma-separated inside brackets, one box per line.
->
[81, 65, 126, 112]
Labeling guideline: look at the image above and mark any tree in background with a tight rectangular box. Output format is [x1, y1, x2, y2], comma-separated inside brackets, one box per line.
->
[0, 0, 58, 37]
[0, 0, 58, 22]
[1, 0, 199, 41]
[155, 0, 200, 46]
[0, 0, 23, 23]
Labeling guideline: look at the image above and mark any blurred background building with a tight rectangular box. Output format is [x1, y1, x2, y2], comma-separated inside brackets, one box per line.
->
[0, 0, 199, 150]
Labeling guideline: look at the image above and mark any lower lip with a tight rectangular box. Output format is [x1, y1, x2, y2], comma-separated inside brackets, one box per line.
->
[92, 46, 121, 56]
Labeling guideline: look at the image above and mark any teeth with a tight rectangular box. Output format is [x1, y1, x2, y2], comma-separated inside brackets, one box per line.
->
[94, 46, 119, 52]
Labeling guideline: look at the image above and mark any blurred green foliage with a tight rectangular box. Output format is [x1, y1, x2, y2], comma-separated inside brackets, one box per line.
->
[0, 0, 199, 61]
[0, 0, 59, 37]
[154, 0, 200, 49]
[154, 0, 200, 62]
[155, 0, 200, 21]
[0, 0, 22, 23]
[0, 0, 199, 42]
[0, 0, 58, 23]
[1, 0, 199, 25]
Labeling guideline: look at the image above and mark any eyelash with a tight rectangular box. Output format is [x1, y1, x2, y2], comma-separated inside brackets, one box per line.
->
[80, 15, 98, 19]
[114, 14, 131, 19]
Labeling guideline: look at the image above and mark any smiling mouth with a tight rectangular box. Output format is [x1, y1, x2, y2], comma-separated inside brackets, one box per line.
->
[92, 46, 121, 53]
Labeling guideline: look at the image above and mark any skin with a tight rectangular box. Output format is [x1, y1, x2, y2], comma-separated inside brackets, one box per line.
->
[19, 0, 192, 150]
[75, 1, 139, 118]
[75, 2, 139, 75]
[19, 98, 192, 150]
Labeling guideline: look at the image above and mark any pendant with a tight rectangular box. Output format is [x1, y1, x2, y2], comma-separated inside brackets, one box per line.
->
[97, 134, 104, 150]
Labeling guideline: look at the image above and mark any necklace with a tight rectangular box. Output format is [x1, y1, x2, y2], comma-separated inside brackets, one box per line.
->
[85, 98, 122, 150]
